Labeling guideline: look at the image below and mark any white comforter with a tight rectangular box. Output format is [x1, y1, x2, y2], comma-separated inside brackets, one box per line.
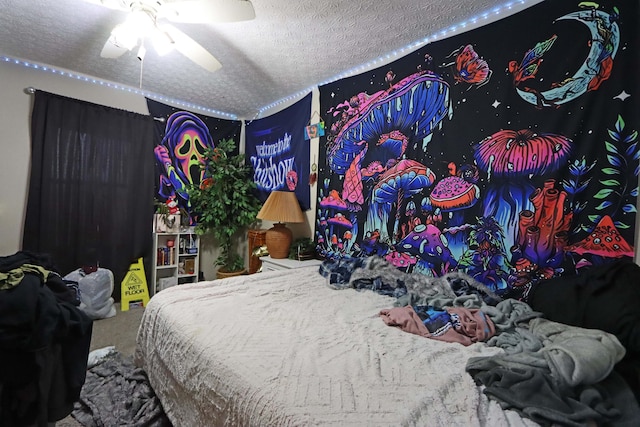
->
[135, 266, 536, 426]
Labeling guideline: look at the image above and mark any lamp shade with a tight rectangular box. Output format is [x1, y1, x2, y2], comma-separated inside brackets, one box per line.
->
[256, 191, 305, 223]
[256, 191, 305, 259]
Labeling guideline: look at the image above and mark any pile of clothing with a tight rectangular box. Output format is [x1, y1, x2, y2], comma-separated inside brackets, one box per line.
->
[320, 256, 640, 426]
[0, 250, 93, 426]
[65, 266, 116, 319]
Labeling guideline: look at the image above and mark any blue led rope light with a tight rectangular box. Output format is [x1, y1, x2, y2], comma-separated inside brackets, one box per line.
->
[2, 55, 237, 120]
[4, 0, 535, 120]
[257, 0, 534, 116]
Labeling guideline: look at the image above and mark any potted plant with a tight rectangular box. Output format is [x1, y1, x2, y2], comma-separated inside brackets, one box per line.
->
[154, 198, 180, 232]
[187, 138, 262, 278]
[289, 237, 316, 261]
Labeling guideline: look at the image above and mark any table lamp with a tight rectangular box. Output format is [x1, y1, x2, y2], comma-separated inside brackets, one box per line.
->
[256, 191, 305, 259]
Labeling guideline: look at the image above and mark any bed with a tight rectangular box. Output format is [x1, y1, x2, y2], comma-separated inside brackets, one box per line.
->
[135, 262, 636, 426]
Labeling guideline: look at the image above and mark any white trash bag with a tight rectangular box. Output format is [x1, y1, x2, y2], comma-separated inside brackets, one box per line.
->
[64, 268, 116, 319]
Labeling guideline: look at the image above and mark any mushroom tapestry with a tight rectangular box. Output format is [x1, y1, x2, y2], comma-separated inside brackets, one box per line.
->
[316, 0, 640, 299]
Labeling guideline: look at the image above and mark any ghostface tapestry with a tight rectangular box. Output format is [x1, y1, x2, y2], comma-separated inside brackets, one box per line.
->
[316, 0, 639, 297]
[147, 99, 242, 223]
[245, 93, 312, 210]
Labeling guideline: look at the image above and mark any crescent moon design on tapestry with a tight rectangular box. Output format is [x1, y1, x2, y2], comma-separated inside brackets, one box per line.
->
[516, 9, 620, 108]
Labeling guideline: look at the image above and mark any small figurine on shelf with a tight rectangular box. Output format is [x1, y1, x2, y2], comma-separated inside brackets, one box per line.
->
[166, 196, 180, 215]
[154, 198, 180, 232]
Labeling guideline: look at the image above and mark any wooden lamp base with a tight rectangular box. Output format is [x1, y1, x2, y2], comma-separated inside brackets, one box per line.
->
[265, 223, 292, 259]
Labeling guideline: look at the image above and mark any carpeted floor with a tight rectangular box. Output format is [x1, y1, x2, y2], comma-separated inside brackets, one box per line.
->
[86, 302, 145, 358]
[56, 302, 145, 427]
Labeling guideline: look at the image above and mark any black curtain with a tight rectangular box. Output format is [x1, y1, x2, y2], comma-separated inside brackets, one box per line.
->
[23, 91, 156, 300]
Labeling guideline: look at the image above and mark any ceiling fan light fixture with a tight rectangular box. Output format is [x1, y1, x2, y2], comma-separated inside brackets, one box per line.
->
[127, 9, 154, 32]
[110, 23, 139, 51]
[96, 0, 245, 71]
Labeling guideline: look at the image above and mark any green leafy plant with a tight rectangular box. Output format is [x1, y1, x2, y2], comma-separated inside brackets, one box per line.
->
[187, 138, 262, 273]
[289, 237, 316, 260]
[154, 198, 177, 229]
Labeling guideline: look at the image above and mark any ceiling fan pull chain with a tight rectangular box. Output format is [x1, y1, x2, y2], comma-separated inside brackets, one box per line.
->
[139, 50, 144, 89]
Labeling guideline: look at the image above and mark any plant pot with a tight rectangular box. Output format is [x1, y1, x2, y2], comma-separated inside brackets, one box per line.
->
[295, 251, 316, 261]
[216, 268, 246, 280]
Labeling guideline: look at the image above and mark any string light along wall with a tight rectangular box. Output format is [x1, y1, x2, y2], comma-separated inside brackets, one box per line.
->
[4, 0, 540, 120]
[257, 0, 541, 117]
[3, 56, 237, 120]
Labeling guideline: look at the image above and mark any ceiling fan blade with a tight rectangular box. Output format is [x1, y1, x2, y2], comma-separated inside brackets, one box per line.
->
[83, 0, 130, 11]
[162, 24, 222, 72]
[160, 0, 255, 24]
[100, 35, 130, 58]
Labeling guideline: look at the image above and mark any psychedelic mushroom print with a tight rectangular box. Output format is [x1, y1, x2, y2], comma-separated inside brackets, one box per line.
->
[385, 250, 418, 271]
[327, 213, 354, 252]
[317, 190, 350, 251]
[395, 223, 457, 276]
[359, 230, 388, 257]
[319, 69, 453, 259]
[403, 200, 419, 237]
[319, 189, 348, 211]
[473, 129, 573, 251]
[457, 216, 511, 293]
[325, 70, 452, 212]
[513, 179, 573, 268]
[565, 215, 635, 266]
[367, 159, 436, 244]
[428, 173, 480, 258]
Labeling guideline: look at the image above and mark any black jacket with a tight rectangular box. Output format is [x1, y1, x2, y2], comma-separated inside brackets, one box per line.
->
[528, 259, 640, 400]
[0, 251, 93, 426]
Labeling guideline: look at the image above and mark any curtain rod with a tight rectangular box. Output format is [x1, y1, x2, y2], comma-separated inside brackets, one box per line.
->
[24, 86, 36, 94]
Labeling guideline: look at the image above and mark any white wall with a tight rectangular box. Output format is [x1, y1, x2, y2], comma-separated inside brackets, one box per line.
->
[0, 60, 318, 280]
[0, 60, 147, 255]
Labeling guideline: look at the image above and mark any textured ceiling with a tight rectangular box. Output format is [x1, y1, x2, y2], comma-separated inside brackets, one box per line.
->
[0, 0, 541, 119]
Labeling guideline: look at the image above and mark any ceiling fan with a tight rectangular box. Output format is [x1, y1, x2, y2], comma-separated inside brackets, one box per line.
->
[88, 0, 255, 72]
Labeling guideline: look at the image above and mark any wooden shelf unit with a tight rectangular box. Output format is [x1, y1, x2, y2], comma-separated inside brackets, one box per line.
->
[152, 228, 200, 294]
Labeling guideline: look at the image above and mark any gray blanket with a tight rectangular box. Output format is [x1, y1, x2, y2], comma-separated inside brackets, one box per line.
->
[467, 318, 639, 426]
[72, 349, 171, 427]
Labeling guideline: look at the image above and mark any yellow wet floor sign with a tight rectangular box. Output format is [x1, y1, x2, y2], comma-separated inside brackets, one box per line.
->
[121, 257, 150, 311]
